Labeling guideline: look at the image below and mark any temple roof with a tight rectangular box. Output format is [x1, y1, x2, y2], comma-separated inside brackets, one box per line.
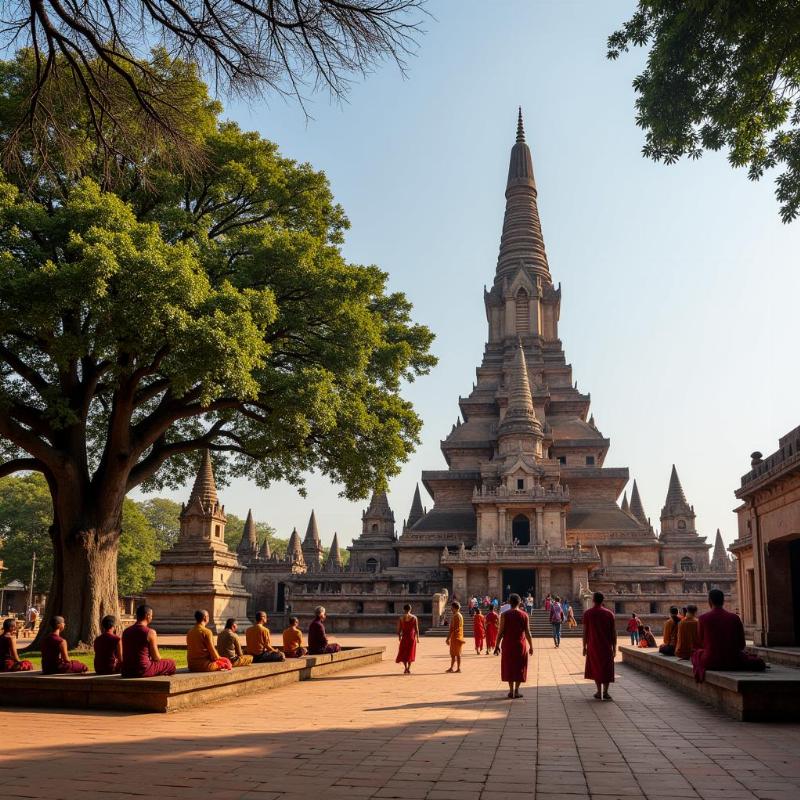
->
[185, 449, 219, 512]
[496, 108, 549, 279]
[661, 465, 693, 517]
[620, 491, 630, 513]
[259, 536, 271, 560]
[403, 507, 477, 535]
[287, 528, 304, 564]
[303, 510, 321, 547]
[629, 480, 648, 525]
[326, 532, 343, 569]
[568, 504, 648, 532]
[407, 484, 425, 528]
[498, 341, 542, 438]
[364, 490, 394, 521]
[237, 509, 258, 556]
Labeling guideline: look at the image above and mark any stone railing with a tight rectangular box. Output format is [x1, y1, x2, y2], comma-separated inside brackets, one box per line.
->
[440, 543, 599, 565]
[473, 484, 570, 500]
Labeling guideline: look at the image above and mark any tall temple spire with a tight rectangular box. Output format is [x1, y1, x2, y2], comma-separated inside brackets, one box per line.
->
[302, 510, 324, 567]
[629, 480, 648, 524]
[187, 449, 218, 510]
[237, 509, 258, 558]
[665, 465, 688, 507]
[406, 484, 425, 529]
[499, 340, 541, 438]
[497, 107, 549, 278]
[258, 536, 271, 560]
[287, 527, 304, 565]
[326, 532, 343, 570]
[620, 491, 630, 514]
[711, 529, 730, 571]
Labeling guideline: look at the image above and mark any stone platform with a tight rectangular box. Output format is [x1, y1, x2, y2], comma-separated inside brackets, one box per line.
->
[620, 644, 800, 721]
[0, 646, 384, 713]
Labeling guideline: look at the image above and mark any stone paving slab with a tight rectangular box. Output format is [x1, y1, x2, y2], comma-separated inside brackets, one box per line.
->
[1, 636, 799, 800]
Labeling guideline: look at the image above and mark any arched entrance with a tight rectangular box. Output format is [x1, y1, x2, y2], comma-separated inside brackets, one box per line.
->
[512, 514, 530, 546]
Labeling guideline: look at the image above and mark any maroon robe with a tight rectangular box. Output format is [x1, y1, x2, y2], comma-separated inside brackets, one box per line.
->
[473, 614, 486, 650]
[690, 606, 766, 683]
[93, 631, 122, 674]
[485, 611, 499, 650]
[395, 616, 417, 664]
[308, 618, 341, 655]
[500, 608, 529, 683]
[41, 633, 87, 675]
[583, 604, 616, 684]
[121, 623, 176, 678]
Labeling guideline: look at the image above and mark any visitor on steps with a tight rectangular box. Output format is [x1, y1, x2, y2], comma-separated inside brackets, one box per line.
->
[549, 595, 564, 647]
[246, 611, 286, 662]
[93, 615, 122, 674]
[658, 606, 681, 656]
[307, 607, 341, 656]
[395, 603, 419, 674]
[494, 593, 533, 699]
[0, 618, 32, 671]
[41, 616, 88, 675]
[582, 591, 616, 701]
[626, 613, 641, 645]
[473, 607, 485, 655]
[217, 618, 253, 667]
[675, 604, 700, 659]
[691, 589, 766, 683]
[121, 605, 176, 678]
[187, 610, 232, 671]
[566, 604, 577, 629]
[485, 606, 499, 655]
[282, 617, 307, 658]
[445, 601, 465, 673]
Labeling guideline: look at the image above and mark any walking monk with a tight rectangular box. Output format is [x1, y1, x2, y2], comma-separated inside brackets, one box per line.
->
[396, 603, 419, 674]
[121, 605, 177, 678]
[494, 593, 533, 699]
[445, 601, 466, 673]
[485, 606, 499, 655]
[691, 589, 765, 682]
[582, 591, 616, 700]
[473, 608, 486, 655]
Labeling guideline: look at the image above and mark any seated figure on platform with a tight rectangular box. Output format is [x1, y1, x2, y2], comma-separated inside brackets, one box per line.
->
[187, 610, 232, 672]
[659, 606, 681, 656]
[0, 618, 33, 671]
[245, 612, 286, 663]
[691, 590, 766, 683]
[121, 605, 177, 678]
[282, 617, 307, 658]
[638, 625, 657, 648]
[93, 615, 123, 674]
[41, 616, 88, 674]
[216, 618, 253, 667]
[308, 606, 341, 655]
[675, 604, 700, 660]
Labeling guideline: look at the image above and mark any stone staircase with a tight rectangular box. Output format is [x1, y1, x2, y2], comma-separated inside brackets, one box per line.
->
[425, 604, 584, 638]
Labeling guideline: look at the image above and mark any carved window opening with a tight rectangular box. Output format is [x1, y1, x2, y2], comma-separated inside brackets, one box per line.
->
[371, 523, 378, 532]
[215, 524, 221, 538]
[586, 456, 595, 465]
[512, 514, 530, 546]
[366, 557, 378, 572]
[680, 557, 695, 572]
[515, 288, 529, 334]
[516, 478, 524, 491]
[678, 520, 686, 530]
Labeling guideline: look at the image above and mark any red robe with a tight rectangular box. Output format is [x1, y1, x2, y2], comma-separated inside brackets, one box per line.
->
[690, 606, 766, 682]
[473, 614, 485, 650]
[500, 608, 529, 682]
[485, 611, 499, 649]
[395, 615, 417, 664]
[583, 604, 616, 684]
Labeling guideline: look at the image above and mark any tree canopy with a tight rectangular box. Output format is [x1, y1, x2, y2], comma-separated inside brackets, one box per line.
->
[608, 1, 800, 222]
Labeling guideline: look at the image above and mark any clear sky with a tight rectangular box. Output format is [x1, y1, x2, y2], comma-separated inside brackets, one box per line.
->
[137, 1, 800, 552]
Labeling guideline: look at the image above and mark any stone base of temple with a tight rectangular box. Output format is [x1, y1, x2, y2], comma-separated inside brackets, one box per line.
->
[0, 646, 384, 713]
[620, 645, 800, 722]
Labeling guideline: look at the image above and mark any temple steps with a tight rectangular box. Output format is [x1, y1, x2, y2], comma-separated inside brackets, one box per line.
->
[425, 608, 584, 638]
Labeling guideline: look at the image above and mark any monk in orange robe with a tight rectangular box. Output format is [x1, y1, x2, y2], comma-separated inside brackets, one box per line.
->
[485, 608, 499, 655]
[675, 604, 700, 659]
[473, 608, 486, 655]
[445, 601, 465, 673]
[187, 610, 232, 671]
[582, 591, 616, 700]
[282, 617, 307, 658]
[396, 604, 419, 674]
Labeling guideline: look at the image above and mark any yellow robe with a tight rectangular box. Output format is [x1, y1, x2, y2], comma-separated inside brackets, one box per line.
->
[448, 612, 465, 657]
[187, 624, 221, 672]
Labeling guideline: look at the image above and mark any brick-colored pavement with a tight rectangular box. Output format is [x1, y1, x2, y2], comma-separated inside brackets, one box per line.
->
[1, 636, 799, 800]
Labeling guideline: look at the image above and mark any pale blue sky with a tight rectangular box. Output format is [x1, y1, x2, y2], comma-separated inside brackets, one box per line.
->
[139, 1, 800, 551]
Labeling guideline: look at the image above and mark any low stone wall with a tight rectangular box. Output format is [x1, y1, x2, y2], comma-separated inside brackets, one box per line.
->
[620, 645, 800, 722]
[0, 646, 384, 713]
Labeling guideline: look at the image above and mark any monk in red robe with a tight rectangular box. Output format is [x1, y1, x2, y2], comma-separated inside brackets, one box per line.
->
[121, 605, 177, 678]
[93, 615, 123, 674]
[691, 589, 766, 683]
[582, 591, 616, 700]
[0, 619, 32, 671]
[395, 603, 419, 674]
[485, 608, 499, 655]
[473, 608, 486, 655]
[494, 593, 533, 698]
[41, 616, 88, 675]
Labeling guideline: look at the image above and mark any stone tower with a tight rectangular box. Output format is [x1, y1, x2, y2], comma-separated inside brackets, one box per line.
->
[301, 511, 325, 569]
[349, 490, 398, 571]
[658, 465, 710, 572]
[237, 509, 258, 560]
[325, 532, 343, 570]
[145, 450, 251, 633]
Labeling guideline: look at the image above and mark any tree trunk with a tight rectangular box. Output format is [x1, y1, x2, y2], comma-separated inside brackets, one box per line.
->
[30, 485, 123, 650]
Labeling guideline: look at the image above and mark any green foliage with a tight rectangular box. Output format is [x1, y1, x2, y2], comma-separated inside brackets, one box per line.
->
[0, 473, 52, 593]
[608, 1, 800, 221]
[136, 498, 183, 550]
[223, 511, 285, 557]
[117, 500, 160, 596]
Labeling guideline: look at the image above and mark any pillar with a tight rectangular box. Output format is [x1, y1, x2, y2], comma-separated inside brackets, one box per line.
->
[488, 566, 501, 599]
[498, 509, 507, 545]
[452, 566, 467, 603]
[535, 508, 544, 544]
[538, 566, 551, 602]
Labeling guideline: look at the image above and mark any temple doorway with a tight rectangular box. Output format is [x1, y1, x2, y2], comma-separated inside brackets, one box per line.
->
[791, 539, 800, 645]
[512, 514, 531, 546]
[502, 568, 535, 602]
[276, 582, 286, 612]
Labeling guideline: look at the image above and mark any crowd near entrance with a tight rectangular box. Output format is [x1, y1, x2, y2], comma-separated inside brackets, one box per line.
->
[502, 569, 535, 601]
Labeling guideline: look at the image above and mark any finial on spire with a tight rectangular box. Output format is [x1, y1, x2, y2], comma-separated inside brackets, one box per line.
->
[516, 106, 525, 143]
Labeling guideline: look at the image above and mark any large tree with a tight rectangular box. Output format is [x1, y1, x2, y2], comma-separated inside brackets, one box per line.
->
[0, 56, 435, 647]
[608, 1, 800, 222]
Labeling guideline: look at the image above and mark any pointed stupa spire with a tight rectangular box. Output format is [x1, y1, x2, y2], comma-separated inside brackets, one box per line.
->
[620, 491, 630, 514]
[187, 449, 218, 510]
[407, 484, 425, 529]
[711, 529, 729, 571]
[665, 464, 688, 507]
[325, 532, 343, 570]
[499, 340, 541, 437]
[303, 510, 321, 547]
[258, 536, 271, 560]
[629, 480, 648, 525]
[497, 107, 549, 278]
[287, 527, 304, 565]
[237, 509, 258, 557]
[302, 510, 324, 568]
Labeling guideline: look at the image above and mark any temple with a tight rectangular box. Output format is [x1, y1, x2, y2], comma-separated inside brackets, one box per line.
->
[237, 111, 736, 630]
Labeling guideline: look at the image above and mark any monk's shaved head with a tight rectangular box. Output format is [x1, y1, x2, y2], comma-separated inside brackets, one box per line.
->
[709, 589, 725, 607]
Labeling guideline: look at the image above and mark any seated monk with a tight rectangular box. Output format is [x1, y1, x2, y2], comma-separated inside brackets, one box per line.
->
[691, 589, 766, 683]
[245, 612, 285, 663]
[282, 617, 307, 658]
[658, 606, 681, 656]
[0, 618, 33, 671]
[41, 616, 88, 674]
[187, 610, 232, 672]
[216, 618, 253, 667]
[675, 604, 700, 659]
[121, 605, 176, 678]
[307, 606, 341, 655]
[93, 615, 123, 674]
[638, 625, 657, 648]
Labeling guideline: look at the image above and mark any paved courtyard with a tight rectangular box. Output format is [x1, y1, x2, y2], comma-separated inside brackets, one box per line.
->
[1, 636, 799, 800]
